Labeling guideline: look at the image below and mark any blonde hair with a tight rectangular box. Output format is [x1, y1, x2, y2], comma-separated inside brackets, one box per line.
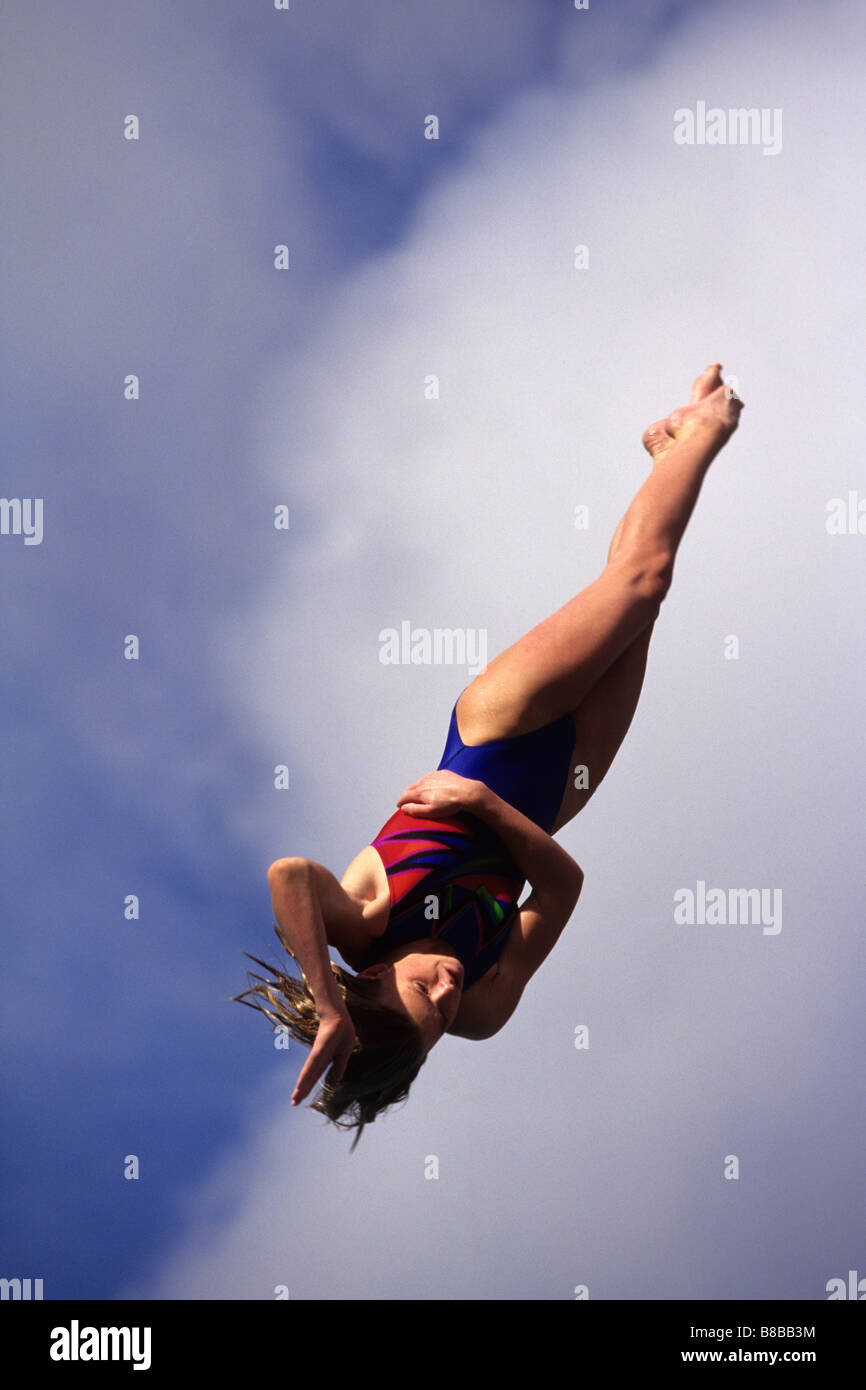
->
[232, 924, 428, 1150]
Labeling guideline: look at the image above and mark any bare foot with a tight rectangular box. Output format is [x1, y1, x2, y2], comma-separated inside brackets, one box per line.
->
[642, 364, 745, 462]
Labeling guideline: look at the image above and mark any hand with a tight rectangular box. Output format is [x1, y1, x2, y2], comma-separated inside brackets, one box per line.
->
[291, 1002, 357, 1107]
[397, 770, 483, 819]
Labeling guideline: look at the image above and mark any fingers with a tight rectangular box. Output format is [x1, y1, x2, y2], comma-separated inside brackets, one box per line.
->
[332, 1046, 353, 1082]
[292, 1020, 358, 1105]
[291, 1066, 317, 1106]
[292, 1055, 345, 1106]
[397, 777, 435, 812]
[397, 777, 426, 800]
[292, 1045, 331, 1106]
[293, 1064, 326, 1106]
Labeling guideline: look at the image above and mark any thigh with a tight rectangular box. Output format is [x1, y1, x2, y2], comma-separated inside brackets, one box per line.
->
[549, 624, 654, 833]
[457, 562, 657, 742]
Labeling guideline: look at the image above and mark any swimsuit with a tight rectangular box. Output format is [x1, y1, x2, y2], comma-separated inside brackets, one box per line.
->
[359, 695, 575, 989]
[437, 698, 575, 835]
[363, 809, 524, 989]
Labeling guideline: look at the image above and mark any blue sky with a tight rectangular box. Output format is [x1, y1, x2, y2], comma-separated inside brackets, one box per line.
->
[2, 0, 864, 1300]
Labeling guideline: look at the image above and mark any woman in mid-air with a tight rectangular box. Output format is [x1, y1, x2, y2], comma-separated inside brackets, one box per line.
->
[235, 365, 744, 1148]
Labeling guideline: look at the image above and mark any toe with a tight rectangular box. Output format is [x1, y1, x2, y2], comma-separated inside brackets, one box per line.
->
[690, 363, 724, 402]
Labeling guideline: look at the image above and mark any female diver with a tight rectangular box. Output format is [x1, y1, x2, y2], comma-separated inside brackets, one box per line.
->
[235, 364, 744, 1148]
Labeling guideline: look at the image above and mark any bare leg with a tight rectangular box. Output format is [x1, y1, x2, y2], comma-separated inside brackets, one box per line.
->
[457, 364, 744, 742]
[549, 621, 654, 831]
[548, 505, 657, 831]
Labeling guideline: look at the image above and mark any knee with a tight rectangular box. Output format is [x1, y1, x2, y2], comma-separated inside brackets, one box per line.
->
[617, 551, 674, 607]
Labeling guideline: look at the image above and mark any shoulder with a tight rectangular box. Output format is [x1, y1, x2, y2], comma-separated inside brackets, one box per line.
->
[318, 849, 390, 967]
[272, 854, 389, 968]
[339, 846, 388, 916]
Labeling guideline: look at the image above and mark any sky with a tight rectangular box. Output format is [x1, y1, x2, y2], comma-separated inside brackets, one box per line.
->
[1, 0, 864, 1302]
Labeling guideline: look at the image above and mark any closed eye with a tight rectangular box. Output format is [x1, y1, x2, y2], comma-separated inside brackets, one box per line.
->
[417, 981, 445, 1022]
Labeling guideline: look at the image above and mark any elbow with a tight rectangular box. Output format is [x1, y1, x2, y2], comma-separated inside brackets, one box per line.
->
[545, 868, 584, 921]
[570, 866, 585, 909]
[534, 868, 583, 924]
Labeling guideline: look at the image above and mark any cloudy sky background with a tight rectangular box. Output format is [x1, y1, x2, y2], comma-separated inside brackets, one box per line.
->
[1, 0, 863, 1300]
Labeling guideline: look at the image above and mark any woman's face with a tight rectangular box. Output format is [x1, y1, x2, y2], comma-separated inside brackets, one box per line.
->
[361, 942, 464, 1050]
